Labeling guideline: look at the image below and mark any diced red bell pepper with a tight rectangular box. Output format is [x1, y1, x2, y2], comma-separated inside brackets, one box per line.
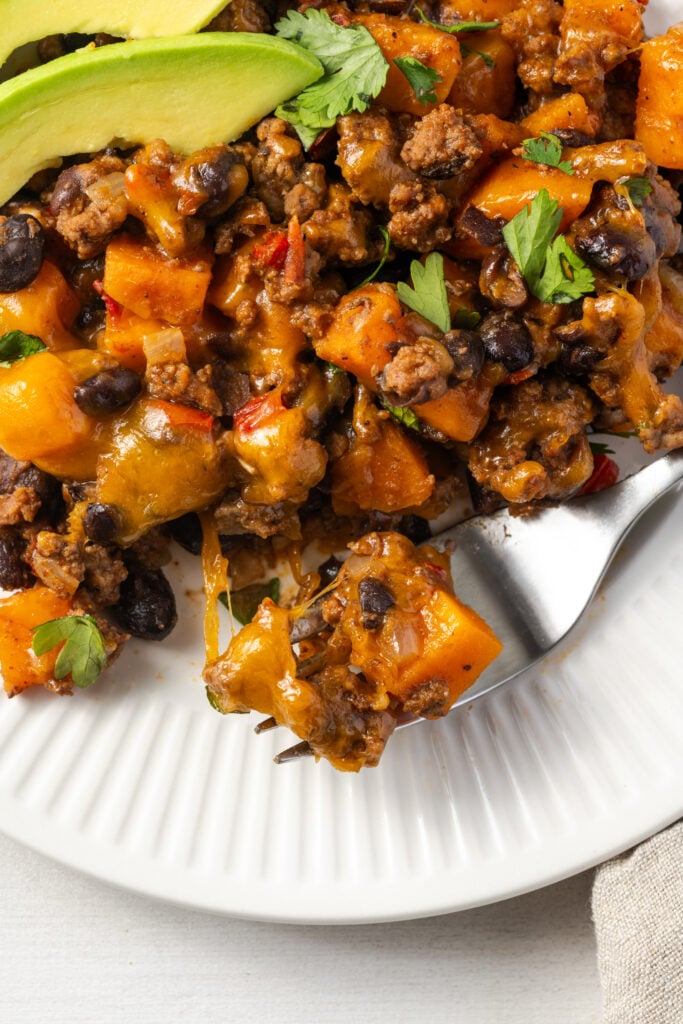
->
[233, 390, 286, 436]
[147, 398, 215, 433]
[252, 232, 289, 270]
[93, 278, 123, 324]
[580, 452, 619, 494]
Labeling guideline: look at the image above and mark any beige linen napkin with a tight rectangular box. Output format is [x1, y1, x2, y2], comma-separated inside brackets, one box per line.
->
[592, 820, 683, 1024]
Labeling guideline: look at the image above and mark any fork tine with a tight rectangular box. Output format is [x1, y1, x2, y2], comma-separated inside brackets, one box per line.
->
[274, 740, 314, 763]
[255, 716, 278, 734]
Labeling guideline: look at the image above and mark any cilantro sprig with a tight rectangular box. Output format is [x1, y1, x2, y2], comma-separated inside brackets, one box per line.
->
[501, 189, 595, 305]
[521, 132, 574, 175]
[622, 177, 653, 208]
[0, 330, 46, 367]
[219, 578, 280, 626]
[275, 9, 389, 148]
[32, 615, 108, 689]
[415, 8, 500, 33]
[394, 57, 441, 104]
[397, 252, 451, 333]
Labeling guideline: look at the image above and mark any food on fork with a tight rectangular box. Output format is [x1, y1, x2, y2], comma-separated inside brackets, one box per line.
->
[0, 0, 682, 769]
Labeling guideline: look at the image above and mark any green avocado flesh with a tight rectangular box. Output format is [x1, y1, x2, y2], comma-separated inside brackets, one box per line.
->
[0, 0, 229, 68]
[0, 33, 323, 205]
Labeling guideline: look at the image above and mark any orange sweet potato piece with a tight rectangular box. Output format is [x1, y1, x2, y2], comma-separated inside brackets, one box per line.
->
[557, 0, 643, 92]
[521, 93, 601, 137]
[314, 283, 401, 384]
[103, 234, 213, 325]
[0, 351, 94, 473]
[97, 308, 168, 372]
[463, 155, 594, 231]
[0, 260, 80, 350]
[0, 587, 73, 696]
[392, 586, 503, 707]
[353, 13, 462, 116]
[327, 531, 503, 713]
[447, 30, 516, 118]
[635, 23, 683, 170]
[231, 388, 328, 506]
[331, 392, 434, 514]
[414, 365, 504, 442]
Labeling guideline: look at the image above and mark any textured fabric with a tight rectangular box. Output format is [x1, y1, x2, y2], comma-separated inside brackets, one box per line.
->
[592, 820, 683, 1024]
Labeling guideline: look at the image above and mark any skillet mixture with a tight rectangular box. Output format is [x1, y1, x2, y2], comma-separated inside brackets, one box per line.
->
[0, 0, 682, 769]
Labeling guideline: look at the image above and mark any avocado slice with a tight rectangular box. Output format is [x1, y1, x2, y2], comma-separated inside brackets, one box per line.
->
[0, 33, 322, 206]
[0, 0, 229, 68]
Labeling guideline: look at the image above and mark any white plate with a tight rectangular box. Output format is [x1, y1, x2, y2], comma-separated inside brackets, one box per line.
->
[1, 0, 682, 923]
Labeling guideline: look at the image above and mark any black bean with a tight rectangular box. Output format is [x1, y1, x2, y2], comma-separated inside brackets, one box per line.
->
[83, 503, 121, 544]
[180, 149, 245, 218]
[50, 166, 82, 212]
[317, 556, 343, 589]
[73, 368, 141, 416]
[561, 343, 604, 373]
[358, 577, 395, 630]
[0, 453, 62, 518]
[459, 206, 503, 247]
[112, 569, 178, 640]
[479, 246, 528, 308]
[0, 215, 45, 292]
[548, 128, 596, 148]
[398, 515, 432, 544]
[168, 513, 203, 556]
[479, 310, 534, 372]
[443, 329, 485, 381]
[0, 533, 34, 590]
[574, 226, 656, 280]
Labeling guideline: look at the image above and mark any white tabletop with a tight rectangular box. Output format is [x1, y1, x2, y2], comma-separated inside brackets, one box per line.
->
[0, 831, 602, 1024]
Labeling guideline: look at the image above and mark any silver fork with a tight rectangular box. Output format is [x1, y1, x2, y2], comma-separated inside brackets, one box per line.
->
[272, 449, 683, 761]
[430, 448, 683, 704]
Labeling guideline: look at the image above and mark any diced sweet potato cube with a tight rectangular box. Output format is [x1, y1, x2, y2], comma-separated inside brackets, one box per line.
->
[390, 587, 503, 708]
[331, 403, 434, 514]
[103, 234, 213, 325]
[463, 156, 594, 231]
[0, 260, 79, 350]
[521, 93, 600, 137]
[0, 587, 73, 695]
[635, 24, 683, 169]
[314, 284, 400, 385]
[448, 31, 516, 118]
[353, 13, 462, 116]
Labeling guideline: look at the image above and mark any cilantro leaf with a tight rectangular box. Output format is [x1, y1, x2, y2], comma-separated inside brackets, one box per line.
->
[359, 226, 391, 287]
[397, 252, 451, 333]
[502, 191, 594, 305]
[415, 8, 500, 32]
[394, 57, 441, 104]
[589, 441, 616, 456]
[275, 9, 388, 147]
[32, 615, 107, 688]
[380, 398, 421, 432]
[219, 578, 280, 626]
[501, 189, 562, 287]
[536, 235, 596, 304]
[0, 330, 46, 367]
[622, 177, 653, 207]
[521, 132, 574, 175]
